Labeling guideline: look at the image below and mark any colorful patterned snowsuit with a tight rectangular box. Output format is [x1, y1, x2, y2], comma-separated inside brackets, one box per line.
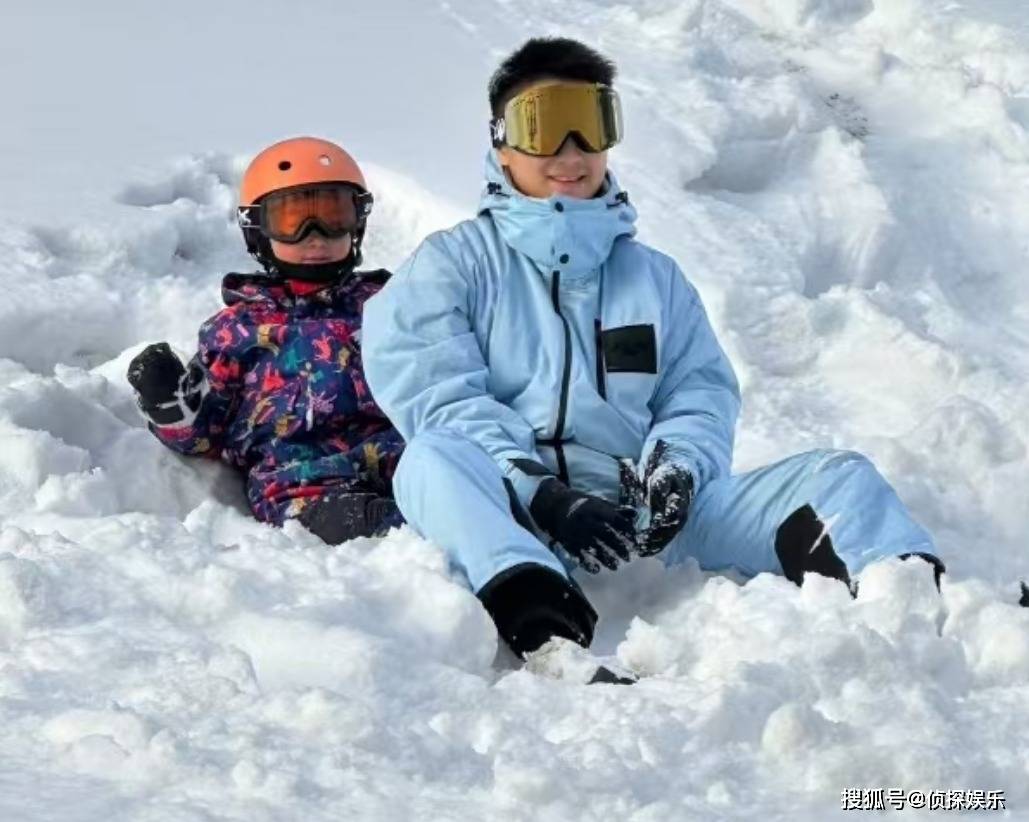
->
[151, 271, 404, 525]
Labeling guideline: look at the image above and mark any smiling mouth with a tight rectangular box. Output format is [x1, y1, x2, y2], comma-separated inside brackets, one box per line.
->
[551, 176, 586, 184]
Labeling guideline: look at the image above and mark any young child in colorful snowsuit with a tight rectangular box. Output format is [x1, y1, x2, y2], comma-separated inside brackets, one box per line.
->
[128, 137, 404, 543]
[362, 39, 944, 673]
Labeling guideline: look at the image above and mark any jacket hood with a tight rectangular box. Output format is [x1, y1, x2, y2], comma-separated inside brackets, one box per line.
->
[478, 150, 637, 279]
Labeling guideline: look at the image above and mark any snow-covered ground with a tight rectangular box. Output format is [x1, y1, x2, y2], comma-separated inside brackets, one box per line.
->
[1, 0, 1028, 819]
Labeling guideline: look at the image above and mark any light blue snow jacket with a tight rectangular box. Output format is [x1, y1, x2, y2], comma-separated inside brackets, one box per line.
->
[362, 151, 741, 512]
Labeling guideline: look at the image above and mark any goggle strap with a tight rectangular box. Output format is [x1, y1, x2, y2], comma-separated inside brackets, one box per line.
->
[238, 204, 260, 229]
[353, 189, 374, 219]
[489, 118, 506, 148]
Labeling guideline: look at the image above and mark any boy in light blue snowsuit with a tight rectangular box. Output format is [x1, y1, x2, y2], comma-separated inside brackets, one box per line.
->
[363, 38, 942, 658]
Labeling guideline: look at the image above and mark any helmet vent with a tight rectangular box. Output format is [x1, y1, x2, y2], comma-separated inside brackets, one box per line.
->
[319, 154, 331, 166]
[278, 160, 292, 171]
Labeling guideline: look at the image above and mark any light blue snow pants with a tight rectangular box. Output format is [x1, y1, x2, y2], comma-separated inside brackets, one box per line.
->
[392, 430, 938, 593]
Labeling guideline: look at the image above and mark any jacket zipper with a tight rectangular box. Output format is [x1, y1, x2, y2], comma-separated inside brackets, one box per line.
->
[595, 265, 607, 400]
[550, 271, 572, 484]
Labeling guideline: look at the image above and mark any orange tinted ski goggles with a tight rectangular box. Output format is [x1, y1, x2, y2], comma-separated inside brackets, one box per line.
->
[239, 183, 373, 244]
[491, 81, 623, 156]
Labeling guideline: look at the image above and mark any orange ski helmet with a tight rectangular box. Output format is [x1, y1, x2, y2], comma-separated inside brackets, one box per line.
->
[237, 136, 373, 273]
[239, 136, 368, 206]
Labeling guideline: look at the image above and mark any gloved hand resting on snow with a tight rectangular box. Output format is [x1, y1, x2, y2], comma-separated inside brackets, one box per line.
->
[622, 440, 695, 557]
[127, 342, 206, 427]
[530, 478, 637, 574]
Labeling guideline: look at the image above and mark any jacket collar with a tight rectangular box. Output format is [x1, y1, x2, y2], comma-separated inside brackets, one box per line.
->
[477, 150, 637, 280]
[219, 270, 387, 308]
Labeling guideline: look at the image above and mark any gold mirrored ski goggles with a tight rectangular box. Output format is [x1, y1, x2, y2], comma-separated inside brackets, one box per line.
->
[490, 81, 623, 156]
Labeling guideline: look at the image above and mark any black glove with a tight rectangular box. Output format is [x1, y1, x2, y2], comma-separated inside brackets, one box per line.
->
[637, 441, 694, 557]
[127, 342, 204, 426]
[530, 478, 636, 574]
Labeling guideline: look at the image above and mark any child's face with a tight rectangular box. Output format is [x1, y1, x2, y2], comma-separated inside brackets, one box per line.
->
[498, 138, 608, 200]
[270, 232, 352, 266]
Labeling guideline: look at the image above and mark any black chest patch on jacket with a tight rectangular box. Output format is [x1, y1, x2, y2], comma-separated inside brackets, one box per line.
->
[601, 324, 657, 374]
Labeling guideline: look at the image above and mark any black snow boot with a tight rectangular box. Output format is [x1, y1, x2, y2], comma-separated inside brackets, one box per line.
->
[478, 563, 598, 655]
[298, 492, 399, 544]
[477, 564, 635, 685]
[776, 504, 946, 594]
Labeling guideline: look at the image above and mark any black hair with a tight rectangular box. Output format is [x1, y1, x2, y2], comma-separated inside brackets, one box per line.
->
[488, 37, 617, 117]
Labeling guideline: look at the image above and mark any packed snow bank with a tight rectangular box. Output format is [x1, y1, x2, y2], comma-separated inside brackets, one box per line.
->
[1, 0, 1028, 819]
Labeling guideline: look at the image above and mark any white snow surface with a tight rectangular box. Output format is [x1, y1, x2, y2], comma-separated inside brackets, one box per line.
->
[2, 0, 1028, 819]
